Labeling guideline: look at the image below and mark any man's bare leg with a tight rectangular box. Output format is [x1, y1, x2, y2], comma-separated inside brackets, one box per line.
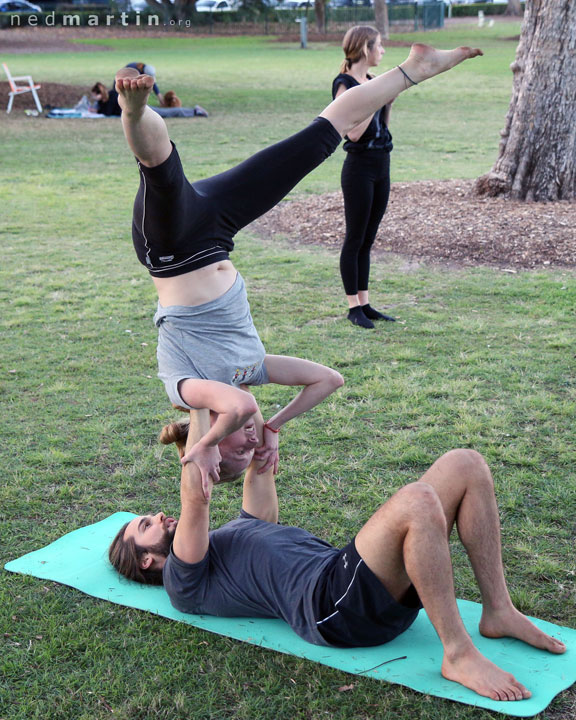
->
[356, 483, 530, 701]
[417, 450, 566, 654]
[320, 44, 483, 137]
[115, 68, 172, 168]
[356, 452, 566, 700]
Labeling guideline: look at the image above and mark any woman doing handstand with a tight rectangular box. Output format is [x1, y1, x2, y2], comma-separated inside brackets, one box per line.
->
[116, 43, 482, 486]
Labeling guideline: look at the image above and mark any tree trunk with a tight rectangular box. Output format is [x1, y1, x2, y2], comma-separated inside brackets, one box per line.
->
[505, 0, 522, 16]
[314, 0, 327, 34]
[373, 0, 389, 40]
[475, 0, 576, 201]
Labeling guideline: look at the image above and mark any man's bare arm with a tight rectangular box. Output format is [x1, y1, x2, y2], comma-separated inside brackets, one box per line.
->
[172, 409, 212, 565]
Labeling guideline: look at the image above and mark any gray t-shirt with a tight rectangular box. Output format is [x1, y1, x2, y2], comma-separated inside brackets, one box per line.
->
[154, 272, 269, 408]
[163, 510, 339, 645]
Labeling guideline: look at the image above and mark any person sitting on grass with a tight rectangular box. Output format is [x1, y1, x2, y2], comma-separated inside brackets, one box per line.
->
[115, 43, 483, 484]
[91, 82, 121, 117]
[109, 409, 567, 704]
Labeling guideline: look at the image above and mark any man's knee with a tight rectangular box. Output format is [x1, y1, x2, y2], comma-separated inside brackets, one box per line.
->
[442, 448, 493, 489]
[393, 482, 446, 531]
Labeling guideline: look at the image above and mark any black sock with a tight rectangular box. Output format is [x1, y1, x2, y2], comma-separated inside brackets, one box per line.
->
[347, 306, 374, 329]
[362, 304, 396, 322]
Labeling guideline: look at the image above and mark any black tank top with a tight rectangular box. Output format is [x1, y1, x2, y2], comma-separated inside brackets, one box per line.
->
[332, 73, 393, 154]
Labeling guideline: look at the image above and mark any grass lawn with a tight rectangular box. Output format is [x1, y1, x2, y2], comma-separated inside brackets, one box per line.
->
[1, 24, 575, 720]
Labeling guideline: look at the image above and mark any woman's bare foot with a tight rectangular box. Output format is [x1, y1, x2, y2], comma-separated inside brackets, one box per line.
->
[400, 43, 483, 85]
[480, 606, 567, 654]
[115, 67, 172, 166]
[442, 644, 531, 701]
[115, 67, 156, 117]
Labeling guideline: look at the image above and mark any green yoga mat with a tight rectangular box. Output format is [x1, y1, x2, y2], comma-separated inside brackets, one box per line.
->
[5, 512, 575, 717]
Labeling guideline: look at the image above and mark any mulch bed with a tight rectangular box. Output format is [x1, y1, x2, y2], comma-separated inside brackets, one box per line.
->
[0, 80, 91, 109]
[252, 179, 576, 270]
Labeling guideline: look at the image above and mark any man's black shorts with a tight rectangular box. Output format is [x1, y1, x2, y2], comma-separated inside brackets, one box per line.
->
[312, 539, 422, 648]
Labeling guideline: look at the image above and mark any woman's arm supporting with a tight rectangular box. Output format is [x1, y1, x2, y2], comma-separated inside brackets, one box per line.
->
[263, 355, 344, 428]
[252, 356, 343, 475]
[179, 379, 259, 482]
[172, 409, 213, 565]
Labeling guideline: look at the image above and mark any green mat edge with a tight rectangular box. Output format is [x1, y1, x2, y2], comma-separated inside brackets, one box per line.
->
[5, 511, 576, 718]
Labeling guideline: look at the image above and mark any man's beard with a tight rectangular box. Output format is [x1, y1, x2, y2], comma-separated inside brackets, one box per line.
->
[149, 523, 176, 558]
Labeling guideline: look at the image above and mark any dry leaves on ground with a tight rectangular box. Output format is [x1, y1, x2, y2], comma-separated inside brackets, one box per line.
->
[252, 179, 576, 270]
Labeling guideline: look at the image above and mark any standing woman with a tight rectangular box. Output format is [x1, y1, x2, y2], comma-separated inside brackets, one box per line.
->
[333, 26, 396, 329]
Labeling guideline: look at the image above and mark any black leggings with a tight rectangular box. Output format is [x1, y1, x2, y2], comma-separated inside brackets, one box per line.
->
[339, 151, 390, 296]
[132, 117, 342, 277]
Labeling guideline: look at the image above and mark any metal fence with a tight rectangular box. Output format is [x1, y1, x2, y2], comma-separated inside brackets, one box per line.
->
[155, 2, 445, 35]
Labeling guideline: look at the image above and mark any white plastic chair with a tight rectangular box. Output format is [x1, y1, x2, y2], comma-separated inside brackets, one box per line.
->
[2, 62, 42, 114]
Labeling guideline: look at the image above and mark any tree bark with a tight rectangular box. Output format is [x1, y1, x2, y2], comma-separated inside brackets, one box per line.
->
[476, 0, 576, 201]
[373, 0, 389, 40]
[314, 0, 327, 34]
[505, 0, 522, 16]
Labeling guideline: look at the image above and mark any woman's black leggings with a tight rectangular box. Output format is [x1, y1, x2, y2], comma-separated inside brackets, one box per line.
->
[132, 117, 341, 278]
[339, 151, 391, 296]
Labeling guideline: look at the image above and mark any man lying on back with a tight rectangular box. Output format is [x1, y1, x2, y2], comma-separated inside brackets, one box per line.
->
[109, 410, 566, 702]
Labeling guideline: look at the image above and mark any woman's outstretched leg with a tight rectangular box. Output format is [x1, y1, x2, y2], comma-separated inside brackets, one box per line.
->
[116, 68, 172, 168]
[200, 44, 482, 237]
[321, 44, 482, 137]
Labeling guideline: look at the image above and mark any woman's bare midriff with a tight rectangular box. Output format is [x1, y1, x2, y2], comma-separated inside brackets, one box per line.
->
[152, 260, 237, 307]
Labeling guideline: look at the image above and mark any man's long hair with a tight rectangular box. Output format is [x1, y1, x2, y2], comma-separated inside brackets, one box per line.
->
[108, 522, 165, 586]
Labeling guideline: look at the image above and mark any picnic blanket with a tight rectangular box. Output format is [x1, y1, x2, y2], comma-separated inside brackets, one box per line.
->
[46, 108, 106, 119]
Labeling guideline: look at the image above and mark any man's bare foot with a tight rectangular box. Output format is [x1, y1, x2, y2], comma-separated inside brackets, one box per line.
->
[442, 645, 531, 701]
[115, 67, 156, 116]
[400, 43, 483, 85]
[480, 606, 567, 654]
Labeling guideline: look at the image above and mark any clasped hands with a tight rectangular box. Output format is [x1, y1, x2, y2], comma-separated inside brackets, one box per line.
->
[181, 425, 279, 497]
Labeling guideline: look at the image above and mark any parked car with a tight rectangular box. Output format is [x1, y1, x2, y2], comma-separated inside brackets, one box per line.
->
[196, 0, 236, 11]
[277, 0, 311, 9]
[329, 0, 371, 6]
[0, 0, 42, 11]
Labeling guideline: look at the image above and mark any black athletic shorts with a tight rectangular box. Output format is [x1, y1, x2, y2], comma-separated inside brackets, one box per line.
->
[132, 117, 341, 278]
[312, 539, 422, 648]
